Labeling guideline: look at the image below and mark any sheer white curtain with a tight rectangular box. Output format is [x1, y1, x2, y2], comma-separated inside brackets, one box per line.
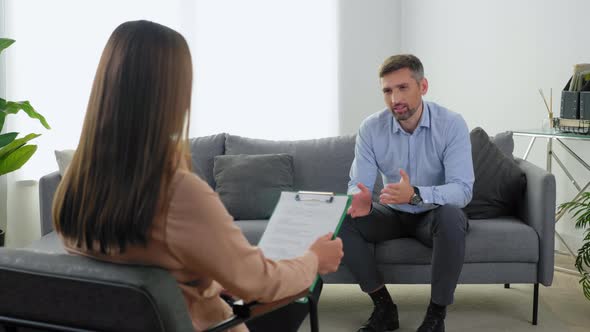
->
[5, 0, 338, 181]
[4, 0, 192, 181]
[191, 0, 338, 140]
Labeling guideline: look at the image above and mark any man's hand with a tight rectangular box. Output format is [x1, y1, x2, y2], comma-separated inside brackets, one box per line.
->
[380, 169, 414, 205]
[347, 183, 372, 218]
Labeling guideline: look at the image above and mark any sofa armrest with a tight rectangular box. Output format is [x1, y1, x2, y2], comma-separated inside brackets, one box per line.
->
[515, 158, 556, 286]
[39, 171, 61, 236]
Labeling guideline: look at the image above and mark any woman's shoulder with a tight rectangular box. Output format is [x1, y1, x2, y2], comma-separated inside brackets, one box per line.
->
[171, 169, 214, 195]
[166, 168, 233, 229]
[168, 168, 225, 215]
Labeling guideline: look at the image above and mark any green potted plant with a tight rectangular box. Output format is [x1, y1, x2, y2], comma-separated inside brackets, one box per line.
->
[0, 38, 51, 246]
[559, 192, 590, 301]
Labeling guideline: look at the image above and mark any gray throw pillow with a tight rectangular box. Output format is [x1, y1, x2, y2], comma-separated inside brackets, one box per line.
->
[491, 131, 514, 158]
[214, 153, 294, 220]
[463, 127, 526, 219]
[189, 133, 227, 189]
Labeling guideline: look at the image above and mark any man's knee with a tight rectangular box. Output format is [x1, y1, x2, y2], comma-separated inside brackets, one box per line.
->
[434, 205, 468, 233]
[341, 214, 356, 231]
[340, 214, 361, 241]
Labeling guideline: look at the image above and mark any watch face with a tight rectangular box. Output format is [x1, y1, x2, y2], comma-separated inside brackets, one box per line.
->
[411, 194, 422, 205]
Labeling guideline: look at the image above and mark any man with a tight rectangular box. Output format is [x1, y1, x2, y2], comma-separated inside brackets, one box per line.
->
[342, 54, 474, 332]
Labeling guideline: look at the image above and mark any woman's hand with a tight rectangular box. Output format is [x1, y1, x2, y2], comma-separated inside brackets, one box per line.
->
[309, 233, 343, 275]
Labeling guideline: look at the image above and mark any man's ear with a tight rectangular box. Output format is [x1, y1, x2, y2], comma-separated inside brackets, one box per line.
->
[420, 78, 429, 95]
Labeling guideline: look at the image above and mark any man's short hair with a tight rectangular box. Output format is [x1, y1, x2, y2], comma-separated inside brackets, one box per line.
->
[379, 54, 424, 82]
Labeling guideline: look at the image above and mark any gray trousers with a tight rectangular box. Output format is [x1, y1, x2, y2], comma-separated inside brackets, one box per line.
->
[340, 203, 468, 306]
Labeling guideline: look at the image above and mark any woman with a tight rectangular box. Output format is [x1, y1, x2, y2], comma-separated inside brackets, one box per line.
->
[52, 20, 343, 332]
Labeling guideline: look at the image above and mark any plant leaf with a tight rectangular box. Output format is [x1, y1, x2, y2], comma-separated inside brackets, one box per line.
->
[0, 144, 37, 176]
[0, 39, 15, 54]
[0, 132, 18, 149]
[583, 273, 590, 292]
[0, 111, 5, 133]
[563, 190, 590, 299]
[3, 101, 51, 129]
[0, 133, 40, 160]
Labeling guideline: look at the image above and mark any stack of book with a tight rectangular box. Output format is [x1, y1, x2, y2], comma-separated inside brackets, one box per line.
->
[554, 117, 590, 135]
[559, 64, 590, 130]
[568, 64, 590, 92]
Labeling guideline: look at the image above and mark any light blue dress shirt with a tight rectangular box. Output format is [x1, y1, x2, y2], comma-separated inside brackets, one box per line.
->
[347, 101, 474, 214]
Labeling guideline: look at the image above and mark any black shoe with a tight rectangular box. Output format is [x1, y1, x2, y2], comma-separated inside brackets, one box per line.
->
[416, 303, 446, 332]
[357, 303, 399, 332]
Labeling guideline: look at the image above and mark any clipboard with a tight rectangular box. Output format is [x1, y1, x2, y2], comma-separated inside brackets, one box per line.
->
[257, 191, 352, 301]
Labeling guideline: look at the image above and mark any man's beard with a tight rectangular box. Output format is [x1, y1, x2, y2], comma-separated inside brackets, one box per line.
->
[391, 104, 417, 121]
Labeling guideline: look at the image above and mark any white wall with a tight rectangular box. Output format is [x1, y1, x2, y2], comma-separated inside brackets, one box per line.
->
[399, 0, 590, 251]
[192, 0, 337, 140]
[338, 0, 402, 135]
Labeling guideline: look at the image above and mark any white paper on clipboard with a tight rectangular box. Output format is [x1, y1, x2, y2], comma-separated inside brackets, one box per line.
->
[257, 191, 350, 261]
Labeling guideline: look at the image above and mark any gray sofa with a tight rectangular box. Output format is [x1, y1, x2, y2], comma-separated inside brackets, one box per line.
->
[30, 132, 555, 324]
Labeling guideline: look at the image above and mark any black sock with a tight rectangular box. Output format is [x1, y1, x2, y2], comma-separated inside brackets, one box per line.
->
[429, 299, 446, 316]
[369, 286, 394, 308]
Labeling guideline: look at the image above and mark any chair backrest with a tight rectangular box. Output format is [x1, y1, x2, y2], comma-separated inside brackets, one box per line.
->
[0, 248, 194, 332]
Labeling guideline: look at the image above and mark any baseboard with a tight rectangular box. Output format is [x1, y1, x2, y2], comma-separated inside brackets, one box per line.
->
[555, 233, 584, 254]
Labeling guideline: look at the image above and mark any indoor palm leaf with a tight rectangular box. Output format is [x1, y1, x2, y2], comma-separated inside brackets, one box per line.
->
[0, 38, 51, 176]
[559, 191, 590, 301]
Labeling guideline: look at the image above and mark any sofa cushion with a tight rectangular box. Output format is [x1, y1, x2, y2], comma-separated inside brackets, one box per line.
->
[463, 127, 526, 219]
[224, 134, 386, 197]
[189, 133, 226, 190]
[375, 218, 538, 264]
[234, 220, 269, 245]
[214, 153, 294, 220]
[55, 149, 75, 177]
[463, 218, 538, 263]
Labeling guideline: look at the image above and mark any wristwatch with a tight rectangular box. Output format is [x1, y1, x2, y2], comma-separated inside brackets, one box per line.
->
[409, 186, 423, 206]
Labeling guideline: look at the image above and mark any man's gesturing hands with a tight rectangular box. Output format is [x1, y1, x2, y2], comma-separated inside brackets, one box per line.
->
[380, 169, 413, 205]
[347, 183, 372, 218]
[348, 169, 414, 219]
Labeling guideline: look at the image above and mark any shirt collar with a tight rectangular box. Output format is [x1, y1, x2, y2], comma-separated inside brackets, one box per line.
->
[418, 101, 431, 129]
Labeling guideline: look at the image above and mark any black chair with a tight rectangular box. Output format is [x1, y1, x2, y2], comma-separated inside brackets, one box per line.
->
[0, 248, 318, 332]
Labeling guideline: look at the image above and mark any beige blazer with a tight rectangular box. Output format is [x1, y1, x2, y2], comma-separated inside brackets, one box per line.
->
[60, 169, 318, 331]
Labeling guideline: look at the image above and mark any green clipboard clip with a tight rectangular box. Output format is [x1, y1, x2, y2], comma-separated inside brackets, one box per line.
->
[295, 192, 353, 304]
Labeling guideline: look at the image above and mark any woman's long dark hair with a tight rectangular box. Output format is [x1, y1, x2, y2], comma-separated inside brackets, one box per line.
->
[53, 20, 193, 253]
